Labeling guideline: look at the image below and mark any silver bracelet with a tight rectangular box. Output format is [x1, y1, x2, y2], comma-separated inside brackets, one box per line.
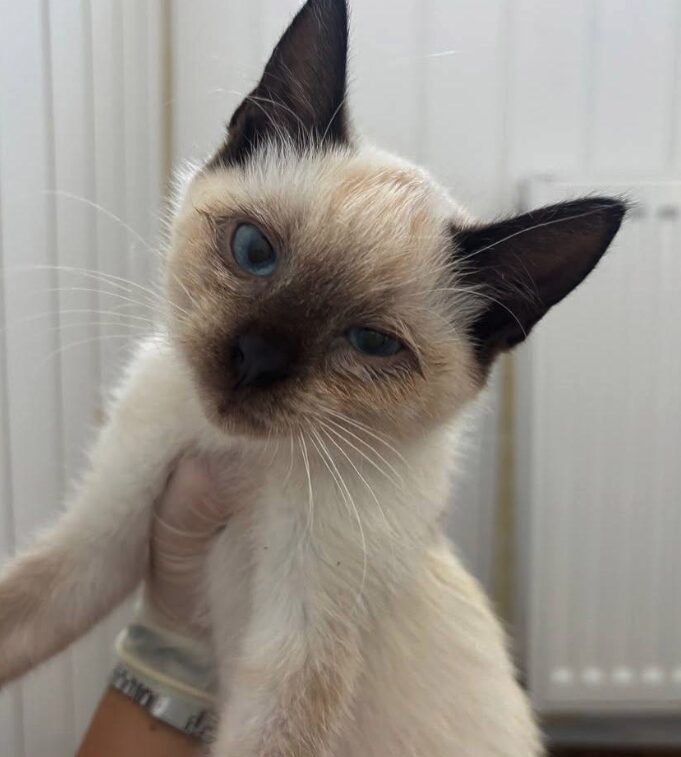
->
[111, 662, 217, 743]
[112, 624, 218, 744]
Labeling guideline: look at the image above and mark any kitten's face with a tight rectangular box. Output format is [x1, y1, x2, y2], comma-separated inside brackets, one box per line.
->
[165, 0, 624, 441]
[167, 148, 481, 439]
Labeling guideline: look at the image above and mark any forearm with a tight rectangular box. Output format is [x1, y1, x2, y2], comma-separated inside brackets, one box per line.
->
[76, 688, 203, 757]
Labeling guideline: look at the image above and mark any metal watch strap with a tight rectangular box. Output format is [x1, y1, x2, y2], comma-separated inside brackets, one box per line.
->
[111, 662, 217, 744]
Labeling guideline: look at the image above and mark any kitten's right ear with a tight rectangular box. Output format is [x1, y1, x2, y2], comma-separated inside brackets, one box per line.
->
[208, 0, 350, 169]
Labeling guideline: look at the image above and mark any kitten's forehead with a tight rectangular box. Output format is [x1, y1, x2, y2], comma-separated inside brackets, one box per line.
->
[186, 146, 463, 282]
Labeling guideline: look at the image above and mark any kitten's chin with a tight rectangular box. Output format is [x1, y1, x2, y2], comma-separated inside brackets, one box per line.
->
[199, 392, 303, 440]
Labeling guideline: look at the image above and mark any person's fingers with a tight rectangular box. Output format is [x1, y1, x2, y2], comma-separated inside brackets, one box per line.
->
[146, 451, 248, 631]
[154, 455, 231, 544]
[147, 456, 223, 629]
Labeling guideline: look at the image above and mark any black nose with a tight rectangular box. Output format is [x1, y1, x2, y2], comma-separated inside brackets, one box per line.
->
[232, 331, 292, 390]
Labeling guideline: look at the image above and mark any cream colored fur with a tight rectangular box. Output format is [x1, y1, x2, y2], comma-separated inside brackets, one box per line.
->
[0, 144, 543, 756]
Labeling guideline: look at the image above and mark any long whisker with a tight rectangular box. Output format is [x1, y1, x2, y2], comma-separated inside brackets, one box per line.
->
[318, 407, 411, 469]
[11, 263, 197, 326]
[35, 332, 144, 371]
[44, 286, 159, 315]
[316, 412, 405, 485]
[51, 307, 155, 325]
[163, 262, 204, 316]
[7, 264, 181, 317]
[281, 433, 296, 488]
[46, 321, 150, 336]
[0, 308, 157, 337]
[309, 428, 368, 612]
[298, 432, 315, 541]
[45, 190, 161, 259]
[319, 424, 400, 550]
[316, 416, 403, 489]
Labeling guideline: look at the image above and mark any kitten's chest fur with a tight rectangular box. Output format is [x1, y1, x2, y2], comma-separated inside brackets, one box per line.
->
[203, 426, 452, 581]
[200, 430, 453, 670]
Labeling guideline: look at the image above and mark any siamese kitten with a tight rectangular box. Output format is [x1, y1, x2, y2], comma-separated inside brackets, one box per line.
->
[0, 0, 625, 754]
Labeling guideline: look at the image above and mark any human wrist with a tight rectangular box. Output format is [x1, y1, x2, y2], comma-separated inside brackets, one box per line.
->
[77, 688, 202, 757]
[111, 604, 218, 744]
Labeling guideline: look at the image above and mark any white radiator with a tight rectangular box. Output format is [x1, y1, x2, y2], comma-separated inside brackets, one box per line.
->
[516, 178, 681, 713]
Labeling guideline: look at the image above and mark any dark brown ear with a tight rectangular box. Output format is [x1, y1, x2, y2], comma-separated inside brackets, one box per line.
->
[209, 0, 349, 169]
[456, 197, 627, 365]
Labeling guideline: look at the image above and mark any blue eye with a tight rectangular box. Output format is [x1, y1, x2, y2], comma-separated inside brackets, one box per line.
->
[232, 223, 277, 276]
[347, 327, 404, 357]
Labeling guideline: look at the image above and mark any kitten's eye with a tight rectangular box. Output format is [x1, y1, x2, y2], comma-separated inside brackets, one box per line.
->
[347, 327, 404, 357]
[232, 223, 276, 276]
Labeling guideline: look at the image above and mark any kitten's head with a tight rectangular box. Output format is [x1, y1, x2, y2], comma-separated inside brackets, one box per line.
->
[166, 0, 625, 440]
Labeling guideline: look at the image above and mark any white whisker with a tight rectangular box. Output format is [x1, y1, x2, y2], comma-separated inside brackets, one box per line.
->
[309, 428, 368, 613]
[317, 412, 406, 485]
[298, 432, 315, 541]
[319, 424, 400, 551]
[317, 416, 402, 489]
[320, 407, 411, 469]
[45, 190, 160, 259]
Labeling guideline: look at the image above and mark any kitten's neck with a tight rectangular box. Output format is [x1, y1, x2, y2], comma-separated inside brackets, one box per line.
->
[259, 421, 456, 533]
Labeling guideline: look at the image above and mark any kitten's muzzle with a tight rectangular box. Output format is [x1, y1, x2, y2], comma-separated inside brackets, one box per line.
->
[232, 330, 293, 390]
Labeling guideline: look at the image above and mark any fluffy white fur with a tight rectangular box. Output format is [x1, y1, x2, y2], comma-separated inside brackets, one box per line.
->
[0, 330, 541, 755]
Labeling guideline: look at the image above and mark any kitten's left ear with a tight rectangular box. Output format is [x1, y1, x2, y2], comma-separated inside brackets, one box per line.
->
[209, 0, 350, 169]
[456, 197, 627, 366]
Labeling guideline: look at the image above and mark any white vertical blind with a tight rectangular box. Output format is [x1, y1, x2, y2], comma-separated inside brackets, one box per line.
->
[0, 3, 72, 754]
[0, 2, 166, 755]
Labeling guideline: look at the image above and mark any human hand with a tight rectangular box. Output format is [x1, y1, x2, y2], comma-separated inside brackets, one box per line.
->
[109, 454, 237, 743]
[145, 454, 232, 636]
[79, 459, 234, 755]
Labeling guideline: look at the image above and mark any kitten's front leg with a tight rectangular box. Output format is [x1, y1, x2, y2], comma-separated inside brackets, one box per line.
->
[215, 617, 361, 757]
[209, 505, 364, 757]
[0, 339, 196, 684]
